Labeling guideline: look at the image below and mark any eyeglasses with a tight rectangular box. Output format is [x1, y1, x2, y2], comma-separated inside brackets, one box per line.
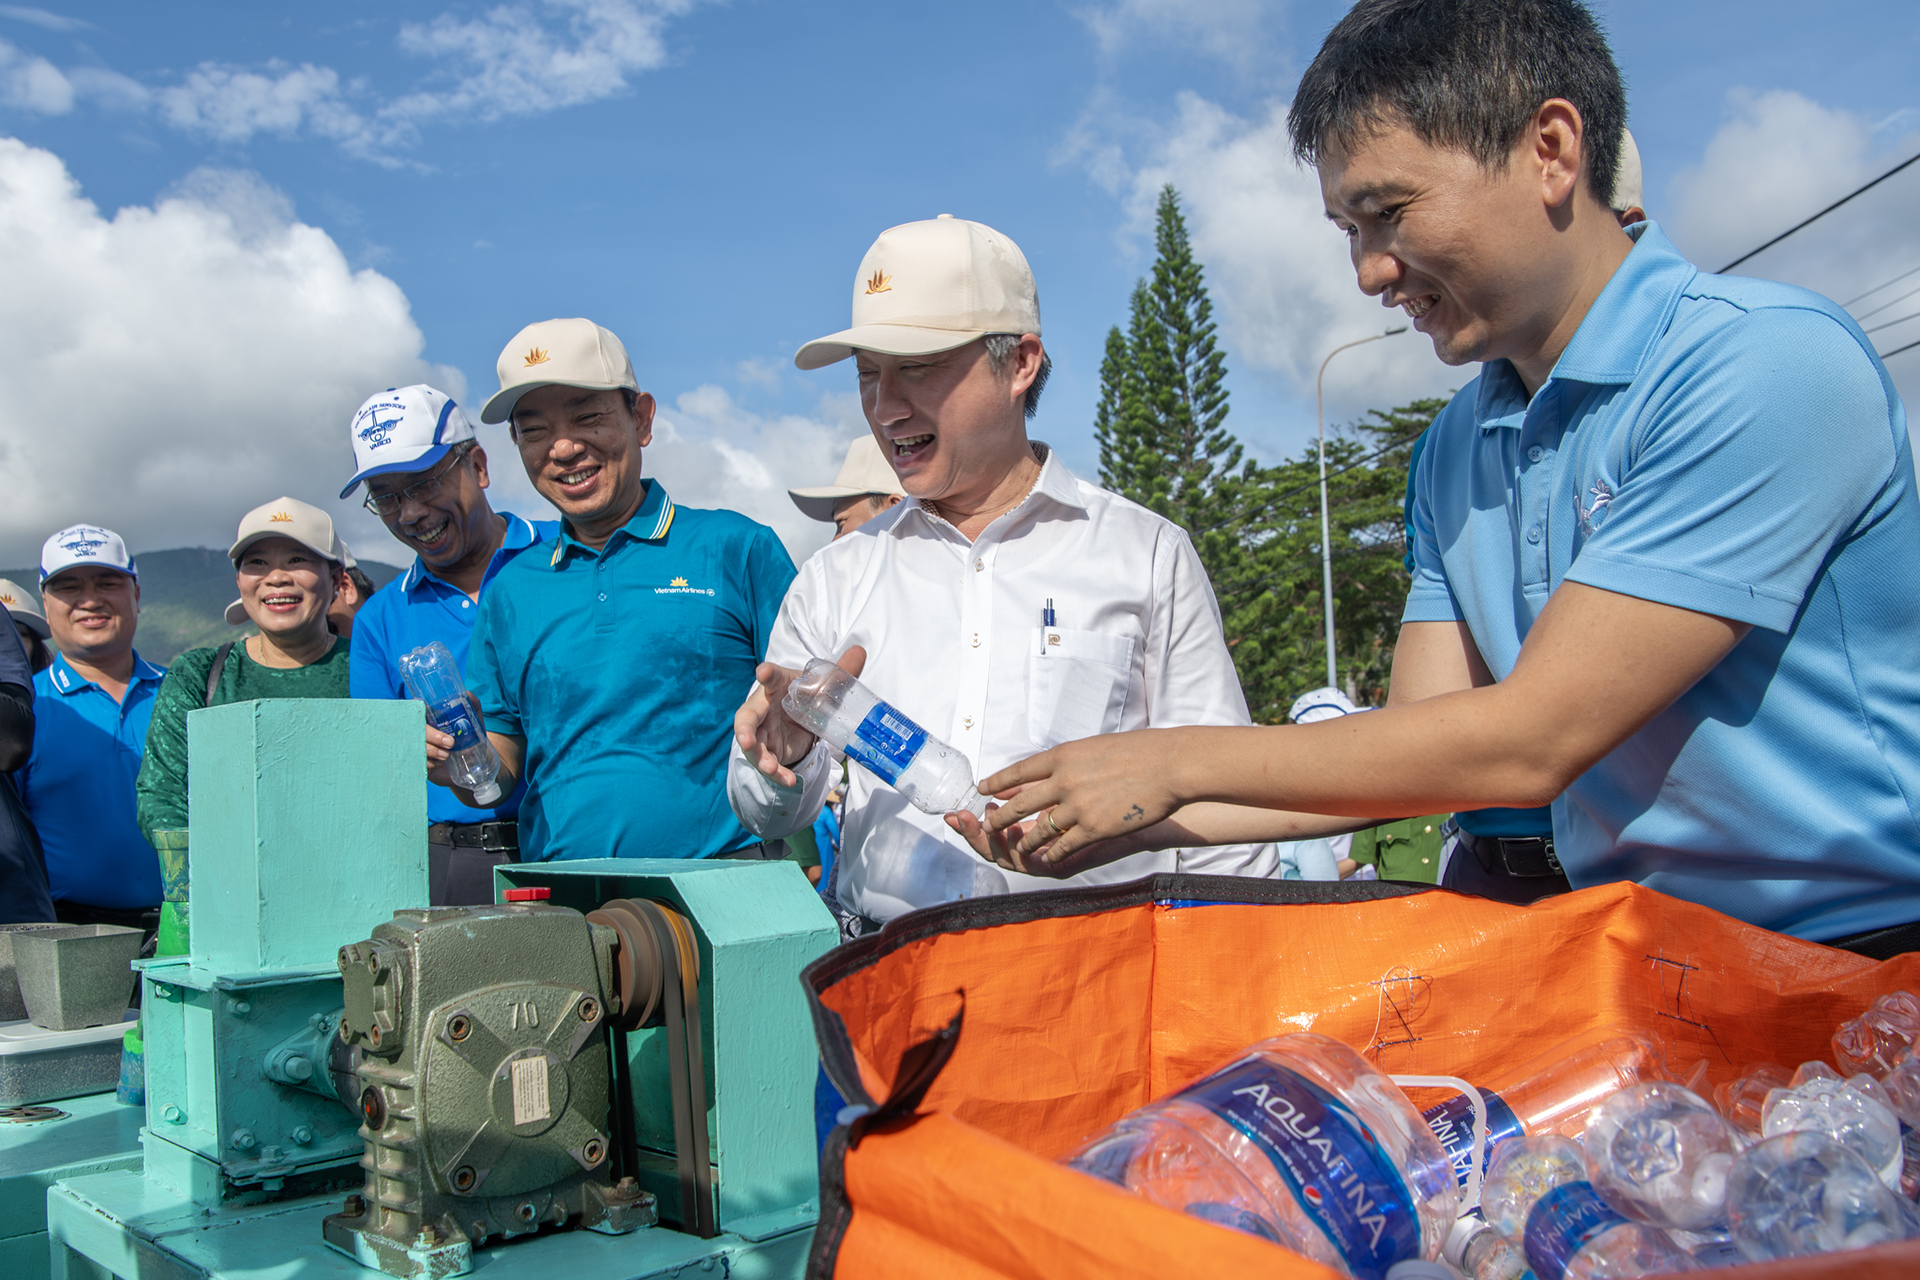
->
[363, 444, 473, 516]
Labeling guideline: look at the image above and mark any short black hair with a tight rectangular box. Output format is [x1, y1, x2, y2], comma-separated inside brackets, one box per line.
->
[1288, 0, 1625, 207]
[982, 334, 1052, 420]
[345, 565, 377, 601]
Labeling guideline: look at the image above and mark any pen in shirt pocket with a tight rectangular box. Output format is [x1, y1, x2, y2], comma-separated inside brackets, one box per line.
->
[1041, 597, 1055, 656]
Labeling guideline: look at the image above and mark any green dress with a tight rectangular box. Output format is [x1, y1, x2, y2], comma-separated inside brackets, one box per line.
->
[134, 638, 353, 846]
[1349, 814, 1449, 884]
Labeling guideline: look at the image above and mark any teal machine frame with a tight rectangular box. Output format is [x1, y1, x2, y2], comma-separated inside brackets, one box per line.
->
[45, 701, 837, 1279]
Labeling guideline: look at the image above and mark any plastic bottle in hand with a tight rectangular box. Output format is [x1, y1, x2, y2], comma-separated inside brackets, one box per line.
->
[1762, 1062, 1903, 1190]
[1581, 1082, 1743, 1231]
[1833, 991, 1920, 1079]
[782, 659, 987, 817]
[1727, 1130, 1919, 1260]
[399, 641, 503, 806]
[1480, 1137, 1699, 1280]
[1063, 1032, 1461, 1278]
[1421, 1031, 1669, 1188]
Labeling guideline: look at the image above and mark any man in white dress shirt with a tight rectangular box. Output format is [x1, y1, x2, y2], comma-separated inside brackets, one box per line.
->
[729, 214, 1276, 934]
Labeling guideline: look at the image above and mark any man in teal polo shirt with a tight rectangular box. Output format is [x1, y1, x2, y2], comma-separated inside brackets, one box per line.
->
[17, 524, 164, 931]
[431, 318, 797, 861]
[963, 0, 1920, 955]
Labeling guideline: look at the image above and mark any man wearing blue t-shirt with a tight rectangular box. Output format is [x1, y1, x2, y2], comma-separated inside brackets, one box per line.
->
[966, 0, 1920, 956]
[341, 384, 557, 904]
[17, 525, 164, 933]
[429, 318, 797, 862]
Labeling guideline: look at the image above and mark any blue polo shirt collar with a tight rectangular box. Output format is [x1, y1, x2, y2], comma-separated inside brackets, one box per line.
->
[401, 511, 543, 593]
[1474, 221, 1697, 431]
[46, 650, 164, 697]
[547, 481, 675, 569]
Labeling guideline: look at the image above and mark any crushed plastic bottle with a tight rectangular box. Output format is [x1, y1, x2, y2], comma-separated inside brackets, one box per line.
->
[1726, 1130, 1919, 1261]
[1878, 1053, 1920, 1198]
[1479, 1137, 1699, 1279]
[1581, 1082, 1743, 1231]
[1450, 1216, 1534, 1279]
[1063, 1032, 1461, 1279]
[782, 659, 987, 817]
[1762, 1061, 1904, 1190]
[399, 641, 503, 805]
[1833, 991, 1920, 1079]
[1420, 1032, 1669, 1189]
[1713, 1064, 1791, 1137]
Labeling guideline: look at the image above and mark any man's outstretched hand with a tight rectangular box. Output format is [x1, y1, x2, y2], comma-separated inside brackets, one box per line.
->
[733, 645, 867, 787]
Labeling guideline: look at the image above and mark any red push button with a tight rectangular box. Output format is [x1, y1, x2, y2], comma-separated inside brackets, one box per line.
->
[503, 887, 551, 902]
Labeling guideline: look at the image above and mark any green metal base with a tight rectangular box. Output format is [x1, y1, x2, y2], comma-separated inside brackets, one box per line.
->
[48, 1169, 811, 1280]
[0, 1092, 143, 1280]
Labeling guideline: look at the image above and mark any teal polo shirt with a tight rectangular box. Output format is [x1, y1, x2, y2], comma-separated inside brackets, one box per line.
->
[466, 481, 797, 862]
[18, 651, 166, 909]
[1405, 222, 1920, 941]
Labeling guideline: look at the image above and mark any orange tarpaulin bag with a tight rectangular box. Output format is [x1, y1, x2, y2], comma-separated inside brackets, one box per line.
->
[800, 875, 1920, 1279]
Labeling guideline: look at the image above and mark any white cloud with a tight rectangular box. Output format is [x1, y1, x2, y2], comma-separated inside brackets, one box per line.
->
[0, 6, 91, 34]
[0, 138, 463, 565]
[0, 35, 71, 113]
[1113, 92, 1461, 437]
[1077, 0, 1280, 73]
[156, 63, 368, 147]
[644, 385, 868, 565]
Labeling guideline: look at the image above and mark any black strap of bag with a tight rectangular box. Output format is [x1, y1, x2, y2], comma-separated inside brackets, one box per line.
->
[204, 641, 235, 708]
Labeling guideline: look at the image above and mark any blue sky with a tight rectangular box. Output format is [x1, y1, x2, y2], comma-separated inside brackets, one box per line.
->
[1, 0, 1916, 568]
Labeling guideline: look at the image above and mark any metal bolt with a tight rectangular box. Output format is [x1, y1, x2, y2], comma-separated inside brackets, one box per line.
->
[231, 1128, 256, 1151]
[369, 1025, 382, 1048]
[229, 999, 251, 1017]
[338, 1018, 353, 1042]
[616, 1176, 638, 1194]
[447, 1014, 471, 1042]
[280, 1054, 312, 1082]
[416, 1225, 438, 1247]
[451, 1165, 477, 1193]
[577, 996, 600, 1023]
[345, 1194, 367, 1216]
[583, 1138, 605, 1165]
[338, 947, 352, 970]
[161, 1105, 185, 1125]
[291, 1125, 314, 1145]
[516, 1202, 536, 1223]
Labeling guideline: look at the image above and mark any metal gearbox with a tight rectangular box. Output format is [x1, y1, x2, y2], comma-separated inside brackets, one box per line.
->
[321, 903, 654, 1278]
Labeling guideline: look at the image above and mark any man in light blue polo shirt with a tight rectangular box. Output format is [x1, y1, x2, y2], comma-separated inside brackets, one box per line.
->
[343, 385, 557, 904]
[17, 525, 165, 931]
[430, 318, 797, 862]
[965, 0, 1920, 955]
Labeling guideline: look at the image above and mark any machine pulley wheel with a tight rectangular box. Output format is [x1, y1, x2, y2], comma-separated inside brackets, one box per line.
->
[585, 898, 699, 1032]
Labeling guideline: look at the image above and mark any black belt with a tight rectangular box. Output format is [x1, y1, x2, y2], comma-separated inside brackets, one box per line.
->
[1461, 830, 1563, 878]
[427, 820, 518, 851]
[1828, 919, 1920, 961]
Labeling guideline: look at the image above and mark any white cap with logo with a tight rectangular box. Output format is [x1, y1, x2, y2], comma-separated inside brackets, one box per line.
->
[481, 318, 638, 425]
[224, 497, 345, 625]
[788, 435, 909, 522]
[795, 215, 1041, 370]
[41, 524, 137, 583]
[0, 578, 48, 639]
[339, 385, 476, 499]
[1289, 686, 1366, 725]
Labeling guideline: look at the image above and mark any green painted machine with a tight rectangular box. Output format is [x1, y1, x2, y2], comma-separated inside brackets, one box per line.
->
[47, 700, 838, 1279]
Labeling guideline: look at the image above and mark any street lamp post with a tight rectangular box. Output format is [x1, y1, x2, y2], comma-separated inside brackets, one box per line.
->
[1314, 324, 1408, 690]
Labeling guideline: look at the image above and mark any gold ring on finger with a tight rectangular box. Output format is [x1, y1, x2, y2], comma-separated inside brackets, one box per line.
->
[1045, 810, 1065, 837]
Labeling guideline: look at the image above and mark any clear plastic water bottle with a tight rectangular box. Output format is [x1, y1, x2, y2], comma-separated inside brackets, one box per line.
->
[782, 659, 987, 817]
[1833, 991, 1920, 1079]
[1063, 1032, 1461, 1278]
[1581, 1082, 1743, 1231]
[1420, 1031, 1669, 1188]
[1762, 1061, 1904, 1190]
[1451, 1217, 1533, 1280]
[1713, 1064, 1790, 1137]
[1727, 1130, 1919, 1260]
[399, 641, 503, 806]
[1480, 1137, 1700, 1280]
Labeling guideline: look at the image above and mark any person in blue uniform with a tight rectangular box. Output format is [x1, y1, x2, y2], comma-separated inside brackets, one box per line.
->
[428, 318, 797, 863]
[16, 525, 164, 934]
[342, 384, 557, 905]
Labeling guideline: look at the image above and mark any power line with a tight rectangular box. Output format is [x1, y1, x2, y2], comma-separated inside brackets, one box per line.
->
[1880, 337, 1920, 362]
[1844, 262, 1920, 308]
[1854, 281, 1920, 323]
[1864, 310, 1920, 336]
[1717, 149, 1920, 274]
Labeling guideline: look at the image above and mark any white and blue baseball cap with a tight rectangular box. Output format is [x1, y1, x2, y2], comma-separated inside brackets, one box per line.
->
[40, 524, 137, 583]
[1289, 686, 1365, 724]
[339, 385, 477, 499]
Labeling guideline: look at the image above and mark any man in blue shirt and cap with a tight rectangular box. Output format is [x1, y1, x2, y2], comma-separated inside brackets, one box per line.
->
[428, 318, 797, 863]
[16, 525, 165, 933]
[964, 0, 1920, 957]
[343, 384, 557, 905]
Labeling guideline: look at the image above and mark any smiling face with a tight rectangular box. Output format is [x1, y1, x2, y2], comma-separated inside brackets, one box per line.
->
[1318, 104, 1618, 378]
[366, 444, 496, 573]
[41, 566, 139, 664]
[234, 536, 341, 642]
[509, 386, 653, 540]
[854, 339, 1032, 505]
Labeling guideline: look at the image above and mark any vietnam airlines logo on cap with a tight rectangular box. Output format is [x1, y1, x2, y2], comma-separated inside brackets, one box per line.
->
[864, 270, 892, 295]
[0, 592, 16, 606]
[269, 511, 294, 523]
[524, 347, 551, 367]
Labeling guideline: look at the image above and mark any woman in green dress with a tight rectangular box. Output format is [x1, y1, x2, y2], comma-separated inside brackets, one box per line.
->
[136, 496, 355, 844]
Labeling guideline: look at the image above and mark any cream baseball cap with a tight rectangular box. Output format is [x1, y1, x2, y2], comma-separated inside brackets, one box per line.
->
[794, 215, 1040, 370]
[0, 579, 48, 639]
[788, 435, 908, 522]
[224, 496, 344, 624]
[1612, 129, 1644, 214]
[481, 318, 639, 424]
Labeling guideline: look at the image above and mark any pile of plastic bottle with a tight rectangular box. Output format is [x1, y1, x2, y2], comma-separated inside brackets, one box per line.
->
[1062, 993, 1920, 1279]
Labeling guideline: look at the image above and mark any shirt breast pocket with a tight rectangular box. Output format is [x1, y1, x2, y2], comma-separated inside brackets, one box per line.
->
[1026, 628, 1135, 750]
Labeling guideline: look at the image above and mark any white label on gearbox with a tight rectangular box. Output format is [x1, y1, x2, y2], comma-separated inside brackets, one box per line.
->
[511, 1055, 551, 1126]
